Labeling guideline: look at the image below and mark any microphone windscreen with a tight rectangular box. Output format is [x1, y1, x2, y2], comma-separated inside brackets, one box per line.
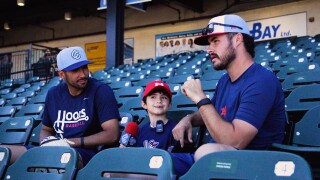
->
[125, 122, 139, 136]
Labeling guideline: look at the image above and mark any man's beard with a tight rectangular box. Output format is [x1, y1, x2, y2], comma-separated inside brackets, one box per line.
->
[213, 43, 236, 71]
[65, 75, 88, 90]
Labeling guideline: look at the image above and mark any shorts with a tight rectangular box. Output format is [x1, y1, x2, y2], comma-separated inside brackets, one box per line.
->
[170, 152, 194, 177]
[74, 147, 97, 166]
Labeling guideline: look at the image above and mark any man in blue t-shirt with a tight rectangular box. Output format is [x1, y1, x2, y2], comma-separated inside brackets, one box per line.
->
[41, 46, 120, 168]
[1, 47, 120, 168]
[172, 14, 286, 175]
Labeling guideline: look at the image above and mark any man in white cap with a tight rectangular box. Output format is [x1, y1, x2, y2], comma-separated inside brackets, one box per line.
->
[2, 46, 120, 168]
[172, 14, 286, 172]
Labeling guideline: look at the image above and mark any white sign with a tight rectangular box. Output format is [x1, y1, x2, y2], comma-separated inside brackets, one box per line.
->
[247, 12, 307, 41]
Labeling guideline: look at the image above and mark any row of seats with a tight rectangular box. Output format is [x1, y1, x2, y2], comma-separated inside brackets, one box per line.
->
[0, 146, 313, 179]
[0, 78, 61, 126]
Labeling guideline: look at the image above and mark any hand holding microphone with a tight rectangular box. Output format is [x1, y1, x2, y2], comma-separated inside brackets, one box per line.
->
[119, 122, 139, 148]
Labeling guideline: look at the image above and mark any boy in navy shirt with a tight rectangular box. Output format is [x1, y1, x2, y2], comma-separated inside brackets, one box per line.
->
[135, 80, 177, 150]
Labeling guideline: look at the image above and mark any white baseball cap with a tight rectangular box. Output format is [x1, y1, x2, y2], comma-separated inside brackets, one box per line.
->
[194, 14, 251, 46]
[57, 46, 92, 71]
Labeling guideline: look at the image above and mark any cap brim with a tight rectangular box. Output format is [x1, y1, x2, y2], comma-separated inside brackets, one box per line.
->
[194, 32, 229, 46]
[62, 61, 92, 71]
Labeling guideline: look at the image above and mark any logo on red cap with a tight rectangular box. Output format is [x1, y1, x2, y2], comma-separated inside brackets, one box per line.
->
[143, 80, 172, 99]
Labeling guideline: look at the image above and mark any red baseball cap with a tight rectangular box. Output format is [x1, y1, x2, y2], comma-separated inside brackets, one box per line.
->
[143, 80, 172, 100]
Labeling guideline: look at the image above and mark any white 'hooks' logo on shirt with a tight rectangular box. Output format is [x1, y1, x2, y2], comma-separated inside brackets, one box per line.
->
[71, 49, 81, 60]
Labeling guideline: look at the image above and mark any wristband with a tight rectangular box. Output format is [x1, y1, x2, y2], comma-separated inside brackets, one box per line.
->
[196, 98, 211, 109]
[80, 137, 84, 148]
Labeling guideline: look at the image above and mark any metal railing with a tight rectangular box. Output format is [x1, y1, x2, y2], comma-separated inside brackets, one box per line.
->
[0, 44, 59, 84]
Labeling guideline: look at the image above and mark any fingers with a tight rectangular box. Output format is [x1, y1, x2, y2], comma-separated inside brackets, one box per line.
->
[172, 115, 195, 148]
[179, 137, 185, 148]
[180, 86, 187, 96]
[181, 79, 204, 102]
[187, 127, 193, 143]
[172, 125, 185, 148]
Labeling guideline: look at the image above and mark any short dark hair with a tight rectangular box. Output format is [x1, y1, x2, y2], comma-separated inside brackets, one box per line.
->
[227, 33, 255, 58]
[142, 89, 172, 104]
[242, 33, 255, 58]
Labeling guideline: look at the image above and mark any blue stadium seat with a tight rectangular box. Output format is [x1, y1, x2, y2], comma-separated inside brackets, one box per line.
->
[14, 104, 45, 124]
[282, 70, 320, 97]
[200, 70, 226, 81]
[27, 94, 46, 105]
[165, 74, 194, 85]
[285, 84, 320, 123]
[5, 97, 27, 111]
[4, 146, 78, 180]
[133, 78, 161, 87]
[27, 123, 42, 146]
[76, 147, 176, 180]
[0, 147, 10, 180]
[171, 94, 197, 111]
[272, 105, 320, 178]
[0, 116, 34, 145]
[0, 106, 16, 125]
[180, 150, 312, 180]
[108, 80, 132, 91]
[276, 63, 319, 82]
[92, 70, 109, 81]
[114, 86, 144, 107]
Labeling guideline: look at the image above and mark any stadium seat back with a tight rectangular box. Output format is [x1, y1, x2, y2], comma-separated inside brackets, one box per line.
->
[0, 147, 10, 180]
[171, 94, 197, 111]
[180, 150, 312, 180]
[0, 116, 34, 145]
[285, 84, 320, 123]
[0, 106, 16, 125]
[15, 104, 45, 125]
[27, 123, 42, 146]
[292, 105, 320, 146]
[200, 70, 226, 81]
[4, 146, 78, 180]
[76, 147, 175, 180]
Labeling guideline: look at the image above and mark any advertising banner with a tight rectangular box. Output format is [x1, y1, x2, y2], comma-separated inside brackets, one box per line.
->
[155, 29, 208, 57]
[247, 12, 307, 41]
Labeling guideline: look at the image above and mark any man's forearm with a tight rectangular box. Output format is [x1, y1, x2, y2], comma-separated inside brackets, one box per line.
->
[189, 111, 205, 126]
[39, 127, 55, 143]
[68, 130, 119, 148]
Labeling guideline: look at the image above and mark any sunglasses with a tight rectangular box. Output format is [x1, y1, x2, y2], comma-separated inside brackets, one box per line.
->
[202, 22, 243, 36]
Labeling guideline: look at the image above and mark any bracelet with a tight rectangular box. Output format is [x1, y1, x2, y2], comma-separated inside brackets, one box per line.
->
[80, 137, 84, 148]
[196, 98, 211, 109]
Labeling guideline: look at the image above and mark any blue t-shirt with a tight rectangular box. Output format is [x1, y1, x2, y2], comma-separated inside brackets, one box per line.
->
[211, 63, 286, 149]
[42, 78, 120, 143]
[135, 120, 177, 150]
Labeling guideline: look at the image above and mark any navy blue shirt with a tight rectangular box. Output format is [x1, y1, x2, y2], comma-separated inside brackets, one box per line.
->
[42, 78, 120, 142]
[212, 63, 286, 149]
[136, 119, 177, 150]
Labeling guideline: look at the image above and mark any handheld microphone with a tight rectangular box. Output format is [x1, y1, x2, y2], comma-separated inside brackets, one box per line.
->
[119, 122, 139, 147]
